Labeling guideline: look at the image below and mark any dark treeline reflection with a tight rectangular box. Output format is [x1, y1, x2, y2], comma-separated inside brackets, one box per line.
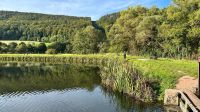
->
[0, 62, 101, 93]
[101, 87, 164, 112]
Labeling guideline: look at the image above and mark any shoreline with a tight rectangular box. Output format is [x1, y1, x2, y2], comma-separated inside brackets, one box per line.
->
[0, 54, 198, 102]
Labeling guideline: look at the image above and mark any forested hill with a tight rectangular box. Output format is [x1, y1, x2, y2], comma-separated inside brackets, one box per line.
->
[0, 0, 199, 58]
[0, 11, 93, 41]
[97, 0, 200, 59]
[0, 11, 91, 20]
[97, 12, 120, 35]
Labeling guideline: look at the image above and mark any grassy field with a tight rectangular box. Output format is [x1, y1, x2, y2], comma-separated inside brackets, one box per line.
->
[0, 53, 198, 100]
[128, 57, 198, 99]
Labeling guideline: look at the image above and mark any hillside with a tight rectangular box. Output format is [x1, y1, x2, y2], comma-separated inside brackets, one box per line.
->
[0, 11, 92, 41]
[97, 1, 200, 59]
[97, 12, 120, 35]
[0, 0, 199, 58]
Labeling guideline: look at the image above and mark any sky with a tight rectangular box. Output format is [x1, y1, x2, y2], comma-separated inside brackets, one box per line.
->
[0, 0, 171, 20]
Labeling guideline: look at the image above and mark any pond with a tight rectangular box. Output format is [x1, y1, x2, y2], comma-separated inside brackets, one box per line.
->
[0, 62, 164, 112]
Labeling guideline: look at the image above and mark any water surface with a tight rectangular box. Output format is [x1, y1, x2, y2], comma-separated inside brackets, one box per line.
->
[0, 62, 164, 112]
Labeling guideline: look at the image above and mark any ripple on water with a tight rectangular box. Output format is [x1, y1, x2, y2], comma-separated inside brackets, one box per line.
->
[0, 89, 93, 112]
[0, 88, 164, 112]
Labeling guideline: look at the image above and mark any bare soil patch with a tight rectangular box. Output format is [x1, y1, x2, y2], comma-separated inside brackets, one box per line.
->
[176, 76, 198, 93]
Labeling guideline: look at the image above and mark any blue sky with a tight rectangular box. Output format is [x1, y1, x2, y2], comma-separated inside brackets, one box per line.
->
[0, 0, 171, 20]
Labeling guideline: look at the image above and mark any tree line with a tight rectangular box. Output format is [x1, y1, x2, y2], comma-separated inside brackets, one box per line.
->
[0, 11, 92, 42]
[98, 0, 200, 59]
[0, 11, 105, 54]
[0, 0, 199, 59]
[0, 25, 105, 54]
[0, 42, 67, 54]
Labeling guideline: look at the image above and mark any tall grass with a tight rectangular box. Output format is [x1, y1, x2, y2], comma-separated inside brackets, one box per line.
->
[100, 59, 155, 102]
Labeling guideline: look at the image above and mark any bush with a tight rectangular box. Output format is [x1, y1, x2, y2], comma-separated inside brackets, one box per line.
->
[37, 43, 47, 53]
[0, 42, 8, 53]
[16, 42, 27, 53]
[45, 49, 57, 54]
[26, 44, 36, 53]
[48, 42, 66, 53]
[8, 42, 17, 53]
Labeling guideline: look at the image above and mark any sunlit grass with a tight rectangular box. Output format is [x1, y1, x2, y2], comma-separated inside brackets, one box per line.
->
[128, 57, 197, 99]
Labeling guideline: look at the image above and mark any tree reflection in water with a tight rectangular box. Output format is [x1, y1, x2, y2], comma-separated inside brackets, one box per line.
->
[0, 62, 164, 112]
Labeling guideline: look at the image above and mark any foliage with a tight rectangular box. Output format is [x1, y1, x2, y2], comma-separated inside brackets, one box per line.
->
[45, 49, 57, 54]
[0, 11, 102, 53]
[0, 0, 199, 58]
[0, 11, 91, 42]
[8, 42, 18, 53]
[16, 42, 27, 53]
[37, 43, 47, 53]
[72, 26, 103, 54]
[48, 42, 66, 53]
[26, 43, 36, 53]
[0, 42, 8, 53]
[97, 12, 120, 35]
[99, 1, 200, 59]
[0, 41, 68, 54]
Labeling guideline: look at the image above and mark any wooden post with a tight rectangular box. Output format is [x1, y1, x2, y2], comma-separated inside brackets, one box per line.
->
[123, 51, 126, 60]
[198, 57, 200, 97]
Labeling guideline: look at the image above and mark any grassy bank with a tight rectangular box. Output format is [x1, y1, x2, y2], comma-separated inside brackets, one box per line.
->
[0, 54, 198, 101]
[129, 58, 197, 100]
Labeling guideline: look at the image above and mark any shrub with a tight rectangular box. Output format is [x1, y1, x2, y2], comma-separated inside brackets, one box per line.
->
[8, 42, 17, 53]
[45, 49, 57, 54]
[16, 42, 27, 53]
[26, 44, 36, 53]
[37, 43, 47, 53]
[48, 42, 66, 53]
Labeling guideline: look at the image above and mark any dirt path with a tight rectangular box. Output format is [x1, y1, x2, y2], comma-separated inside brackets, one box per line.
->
[176, 76, 198, 93]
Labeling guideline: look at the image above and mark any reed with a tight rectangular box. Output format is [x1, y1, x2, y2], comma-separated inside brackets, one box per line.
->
[100, 59, 155, 102]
